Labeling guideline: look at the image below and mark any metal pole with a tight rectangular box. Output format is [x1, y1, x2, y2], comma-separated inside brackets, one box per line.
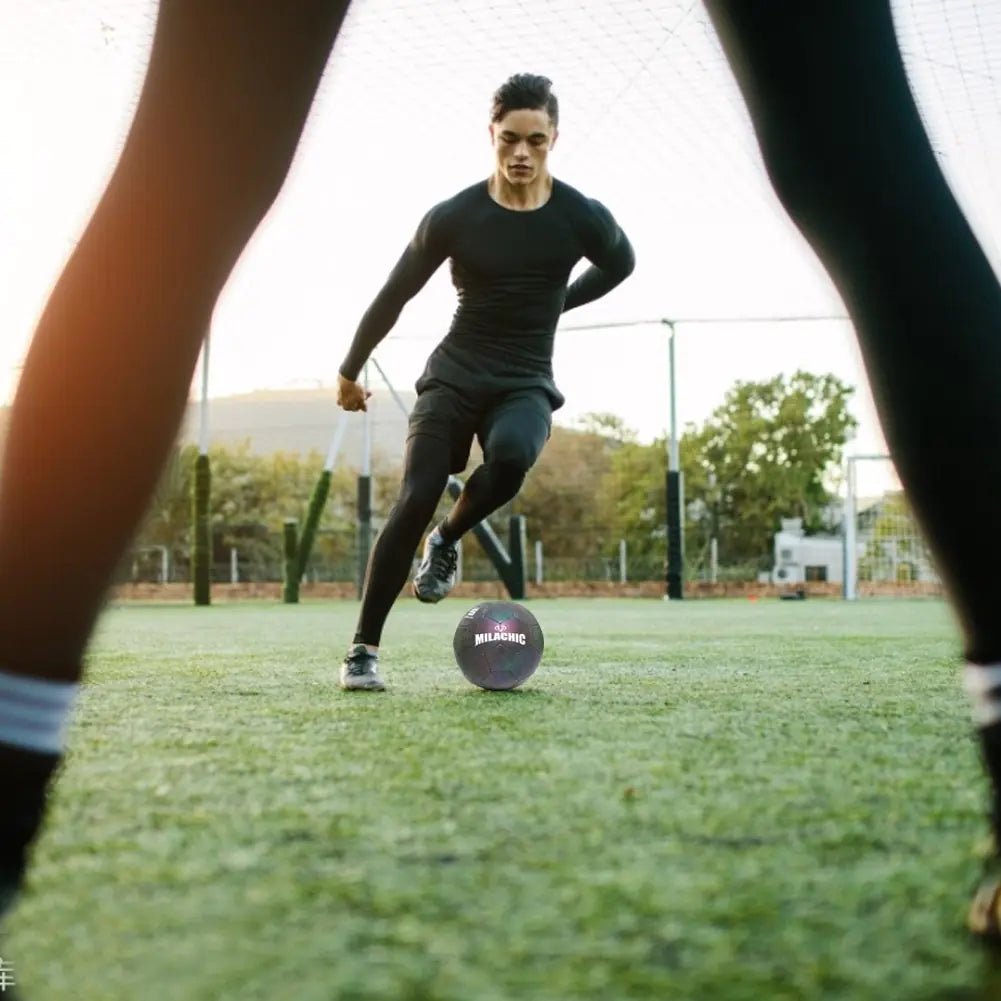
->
[668, 321, 679, 473]
[324, 408, 350, 472]
[619, 539, 627, 584]
[535, 540, 543, 585]
[455, 539, 463, 585]
[708, 471, 719, 585]
[230, 547, 238, 584]
[559, 314, 848, 334]
[844, 457, 858, 600]
[357, 363, 373, 599]
[192, 329, 212, 606]
[664, 320, 684, 599]
[508, 515, 527, 600]
[198, 329, 211, 455]
[362, 364, 372, 479]
[282, 519, 300, 604]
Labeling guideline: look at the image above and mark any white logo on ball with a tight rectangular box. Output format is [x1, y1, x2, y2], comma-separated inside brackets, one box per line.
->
[473, 631, 527, 647]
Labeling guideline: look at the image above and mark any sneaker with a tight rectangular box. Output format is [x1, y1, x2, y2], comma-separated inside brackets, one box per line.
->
[339, 645, 385, 692]
[413, 527, 458, 603]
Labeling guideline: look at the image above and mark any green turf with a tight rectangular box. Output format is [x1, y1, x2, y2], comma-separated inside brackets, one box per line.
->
[5, 597, 1000, 1000]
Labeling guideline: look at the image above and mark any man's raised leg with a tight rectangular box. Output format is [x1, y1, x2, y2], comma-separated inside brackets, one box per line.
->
[415, 391, 551, 603]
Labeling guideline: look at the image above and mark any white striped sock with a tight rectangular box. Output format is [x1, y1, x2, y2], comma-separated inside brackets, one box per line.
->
[964, 663, 1001, 728]
[0, 670, 79, 755]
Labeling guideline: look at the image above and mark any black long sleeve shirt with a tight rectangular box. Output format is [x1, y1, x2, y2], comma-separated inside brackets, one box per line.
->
[339, 178, 635, 408]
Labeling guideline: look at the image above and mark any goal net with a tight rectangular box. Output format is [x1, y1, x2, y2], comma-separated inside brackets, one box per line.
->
[844, 454, 941, 599]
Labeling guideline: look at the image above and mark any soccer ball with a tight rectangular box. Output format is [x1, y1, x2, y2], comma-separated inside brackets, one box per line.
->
[453, 600, 544, 690]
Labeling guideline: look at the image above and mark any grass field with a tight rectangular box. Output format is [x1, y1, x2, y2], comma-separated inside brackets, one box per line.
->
[4, 597, 1000, 1001]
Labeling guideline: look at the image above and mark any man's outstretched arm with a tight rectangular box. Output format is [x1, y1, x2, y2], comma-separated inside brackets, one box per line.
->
[338, 209, 449, 403]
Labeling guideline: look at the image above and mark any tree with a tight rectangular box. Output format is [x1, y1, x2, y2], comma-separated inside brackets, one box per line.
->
[566, 372, 857, 580]
[127, 372, 856, 585]
[132, 441, 361, 581]
[684, 371, 856, 567]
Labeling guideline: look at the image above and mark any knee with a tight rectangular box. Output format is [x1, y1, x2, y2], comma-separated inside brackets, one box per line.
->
[758, 126, 828, 226]
[484, 460, 528, 499]
[485, 436, 538, 477]
[398, 472, 447, 519]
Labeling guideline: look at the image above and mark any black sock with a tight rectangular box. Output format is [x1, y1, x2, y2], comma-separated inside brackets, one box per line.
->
[0, 744, 61, 917]
[978, 723, 1001, 848]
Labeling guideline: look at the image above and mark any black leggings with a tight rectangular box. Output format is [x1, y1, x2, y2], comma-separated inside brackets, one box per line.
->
[707, 0, 1001, 663]
[353, 434, 537, 646]
[354, 384, 551, 646]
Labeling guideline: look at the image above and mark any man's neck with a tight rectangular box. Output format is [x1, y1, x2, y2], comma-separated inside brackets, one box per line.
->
[488, 171, 554, 211]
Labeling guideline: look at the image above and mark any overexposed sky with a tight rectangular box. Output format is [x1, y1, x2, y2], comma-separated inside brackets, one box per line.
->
[3, 0, 1000, 497]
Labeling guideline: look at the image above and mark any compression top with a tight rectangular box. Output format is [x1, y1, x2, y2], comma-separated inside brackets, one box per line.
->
[338, 178, 635, 408]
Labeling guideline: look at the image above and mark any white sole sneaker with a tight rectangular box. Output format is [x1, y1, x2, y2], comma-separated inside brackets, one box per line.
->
[339, 646, 386, 691]
[412, 530, 458, 603]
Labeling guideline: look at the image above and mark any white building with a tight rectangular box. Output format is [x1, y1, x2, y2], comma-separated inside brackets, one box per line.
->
[772, 518, 847, 585]
[771, 501, 938, 588]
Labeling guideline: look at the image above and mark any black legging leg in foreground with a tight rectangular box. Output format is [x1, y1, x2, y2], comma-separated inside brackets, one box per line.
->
[0, 0, 350, 683]
[705, 0, 1001, 830]
[0, 0, 350, 915]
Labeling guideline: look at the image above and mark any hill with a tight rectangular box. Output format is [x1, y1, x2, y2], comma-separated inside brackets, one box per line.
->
[0, 387, 417, 473]
[180, 387, 416, 470]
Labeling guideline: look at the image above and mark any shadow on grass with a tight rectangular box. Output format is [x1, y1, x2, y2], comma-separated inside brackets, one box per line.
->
[457, 686, 554, 699]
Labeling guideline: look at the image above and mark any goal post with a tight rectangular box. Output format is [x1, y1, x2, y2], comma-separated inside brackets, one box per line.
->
[844, 453, 941, 599]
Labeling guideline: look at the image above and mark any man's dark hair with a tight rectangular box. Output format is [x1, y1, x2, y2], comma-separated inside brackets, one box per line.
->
[490, 74, 559, 127]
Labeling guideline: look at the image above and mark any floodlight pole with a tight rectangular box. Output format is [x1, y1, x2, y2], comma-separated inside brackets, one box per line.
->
[556, 315, 686, 599]
[663, 319, 684, 600]
[668, 320, 679, 472]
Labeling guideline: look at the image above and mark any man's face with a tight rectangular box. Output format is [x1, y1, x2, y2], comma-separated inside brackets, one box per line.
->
[490, 108, 557, 186]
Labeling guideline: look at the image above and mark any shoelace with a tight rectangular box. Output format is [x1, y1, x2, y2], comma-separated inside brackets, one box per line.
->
[430, 540, 458, 578]
[345, 649, 376, 676]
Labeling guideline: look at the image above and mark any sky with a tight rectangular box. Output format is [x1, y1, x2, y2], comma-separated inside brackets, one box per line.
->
[2, 0, 1000, 498]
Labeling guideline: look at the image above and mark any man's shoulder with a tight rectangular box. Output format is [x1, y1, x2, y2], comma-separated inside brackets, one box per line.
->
[429, 181, 487, 217]
[553, 179, 613, 223]
[416, 182, 487, 243]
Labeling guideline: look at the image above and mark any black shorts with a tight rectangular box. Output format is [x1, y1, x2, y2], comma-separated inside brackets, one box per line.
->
[407, 381, 553, 475]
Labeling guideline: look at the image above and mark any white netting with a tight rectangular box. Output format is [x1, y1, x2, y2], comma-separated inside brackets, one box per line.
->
[846, 455, 942, 597]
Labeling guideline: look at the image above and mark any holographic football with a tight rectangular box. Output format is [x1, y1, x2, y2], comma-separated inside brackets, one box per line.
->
[452, 601, 544, 690]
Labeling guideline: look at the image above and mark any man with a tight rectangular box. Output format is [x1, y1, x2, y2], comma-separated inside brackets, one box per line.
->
[333, 73, 636, 692]
[3, 0, 1001, 946]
